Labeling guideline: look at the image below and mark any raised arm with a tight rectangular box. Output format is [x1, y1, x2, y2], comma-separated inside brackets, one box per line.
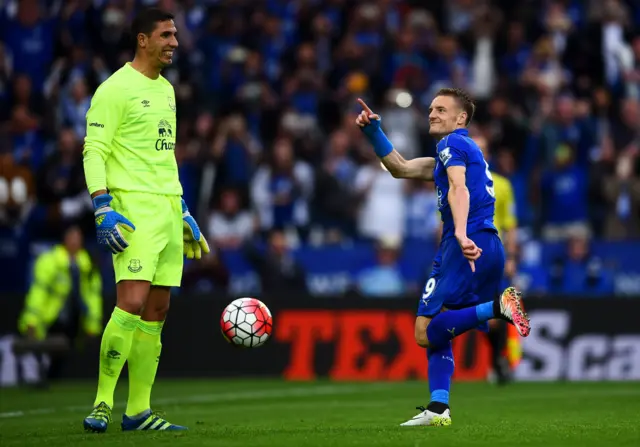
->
[380, 150, 435, 180]
[356, 98, 435, 182]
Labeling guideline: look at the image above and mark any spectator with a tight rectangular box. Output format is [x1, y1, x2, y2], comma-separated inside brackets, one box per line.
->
[16, 225, 102, 383]
[311, 129, 359, 241]
[484, 96, 528, 168]
[498, 21, 531, 85]
[0, 43, 11, 127]
[212, 114, 261, 189]
[622, 35, 640, 99]
[208, 187, 255, 249]
[356, 236, 407, 297]
[538, 95, 595, 168]
[405, 179, 440, 242]
[354, 151, 406, 241]
[59, 76, 92, 140]
[541, 143, 590, 241]
[0, 152, 35, 293]
[0, 152, 35, 229]
[549, 233, 614, 296]
[181, 250, 230, 294]
[8, 74, 48, 167]
[380, 88, 422, 160]
[611, 99, 640, 156]
[2, 0, 55, 93]
[35, 128, 91, 240]
[602, 152, 640, 240]
[251, 137, 313, 239]
[243, 229, 307, 295]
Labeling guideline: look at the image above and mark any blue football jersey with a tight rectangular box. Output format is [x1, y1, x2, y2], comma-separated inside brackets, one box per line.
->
[434, 128, 497, 241]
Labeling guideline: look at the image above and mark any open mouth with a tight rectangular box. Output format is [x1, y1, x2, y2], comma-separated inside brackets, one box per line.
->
[162, 51, 174, 58]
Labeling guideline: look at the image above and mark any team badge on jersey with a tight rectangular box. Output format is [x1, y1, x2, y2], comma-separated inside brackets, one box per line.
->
[168, 96, 176, 111]
[128, 259, 142, 273]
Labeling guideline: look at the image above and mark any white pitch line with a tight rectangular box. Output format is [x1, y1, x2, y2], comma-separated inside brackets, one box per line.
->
[0, 383, 393, 419]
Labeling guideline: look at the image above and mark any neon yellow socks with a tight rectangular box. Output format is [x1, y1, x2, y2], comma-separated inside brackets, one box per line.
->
[94, 307, 140, 408]
[125, 319, 164, 416]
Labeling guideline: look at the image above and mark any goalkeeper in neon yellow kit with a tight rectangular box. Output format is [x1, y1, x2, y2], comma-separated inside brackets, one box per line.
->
[82, 8, 209, 433]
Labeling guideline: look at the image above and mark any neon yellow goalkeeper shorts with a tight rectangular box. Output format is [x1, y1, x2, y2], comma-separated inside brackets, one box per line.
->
[110, 191, 183, 287]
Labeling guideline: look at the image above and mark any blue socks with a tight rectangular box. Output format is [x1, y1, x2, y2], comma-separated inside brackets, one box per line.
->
[426, 302, 495, 348]
[426, 302, 496, 406]
[475, 301, 494, 321]
[428, 343, 454, 405]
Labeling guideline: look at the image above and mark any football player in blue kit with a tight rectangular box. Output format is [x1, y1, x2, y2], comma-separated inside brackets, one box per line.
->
[355, 88, 530, 426]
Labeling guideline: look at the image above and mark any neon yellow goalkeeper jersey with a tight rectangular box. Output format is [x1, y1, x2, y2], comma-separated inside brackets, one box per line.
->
[83, 62, 182, 196]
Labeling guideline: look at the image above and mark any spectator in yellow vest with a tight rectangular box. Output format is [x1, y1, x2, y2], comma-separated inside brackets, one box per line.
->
[18, 225, 102, 381]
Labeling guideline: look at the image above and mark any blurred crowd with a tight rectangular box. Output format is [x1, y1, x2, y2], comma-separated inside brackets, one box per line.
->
[1, 0, 640, 296]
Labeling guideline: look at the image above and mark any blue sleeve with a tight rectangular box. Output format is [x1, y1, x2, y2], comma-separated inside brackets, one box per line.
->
[437, 135, 468, 168]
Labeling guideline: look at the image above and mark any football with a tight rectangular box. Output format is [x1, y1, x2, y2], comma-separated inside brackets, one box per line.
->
[220, 297, 273, 348]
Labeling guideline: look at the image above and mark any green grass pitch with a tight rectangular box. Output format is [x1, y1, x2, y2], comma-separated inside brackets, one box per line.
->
[1, 380, 639, 446]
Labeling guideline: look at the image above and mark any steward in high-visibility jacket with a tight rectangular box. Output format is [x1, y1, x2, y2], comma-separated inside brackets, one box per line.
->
[18, 243, 102, 341]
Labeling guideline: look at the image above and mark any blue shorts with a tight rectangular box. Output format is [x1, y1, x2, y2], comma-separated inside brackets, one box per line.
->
[417, 230, 505, 322]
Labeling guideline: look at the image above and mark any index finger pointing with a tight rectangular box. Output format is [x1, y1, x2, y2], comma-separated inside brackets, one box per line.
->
[357, 98, 373, 115]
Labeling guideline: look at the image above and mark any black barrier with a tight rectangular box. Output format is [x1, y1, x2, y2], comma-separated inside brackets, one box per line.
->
[1, 294, 639, 384]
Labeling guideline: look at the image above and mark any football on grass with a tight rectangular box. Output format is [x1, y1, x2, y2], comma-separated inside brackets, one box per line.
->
[220, 298, 273, 348]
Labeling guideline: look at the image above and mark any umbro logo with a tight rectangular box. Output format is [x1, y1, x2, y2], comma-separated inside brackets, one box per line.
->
[106, 350, 121, 359]
[141, 100, 150, 108]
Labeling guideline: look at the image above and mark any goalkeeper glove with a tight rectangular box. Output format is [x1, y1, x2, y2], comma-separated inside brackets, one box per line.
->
[93, 194, 136, 254]
[181, 199, 210, 259]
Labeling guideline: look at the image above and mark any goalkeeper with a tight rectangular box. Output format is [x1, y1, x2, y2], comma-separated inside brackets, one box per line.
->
[82, 8, 209, 433]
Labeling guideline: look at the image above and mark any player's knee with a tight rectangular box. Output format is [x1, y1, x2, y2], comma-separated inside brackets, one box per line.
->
[144, 300, 170, 321]
[116, 296, 146, 315]
[415, 333, 430, 348]
[116, 280, 151, 315]
[414, 316, 431, 348]
[142, 286, 172, 321]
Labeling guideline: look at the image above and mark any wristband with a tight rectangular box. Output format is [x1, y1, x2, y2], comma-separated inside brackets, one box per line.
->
[365, 127, 393, 158]
[92, 194, 112, 210]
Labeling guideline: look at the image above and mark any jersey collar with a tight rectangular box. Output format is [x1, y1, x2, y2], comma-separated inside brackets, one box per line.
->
[438, 128, 469, 144]
[451, 128, 469, 136]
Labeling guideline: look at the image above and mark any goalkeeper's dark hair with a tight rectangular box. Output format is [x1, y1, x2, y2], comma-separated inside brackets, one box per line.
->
[435, 87, 476, 126]
[131, 7, 175, 44]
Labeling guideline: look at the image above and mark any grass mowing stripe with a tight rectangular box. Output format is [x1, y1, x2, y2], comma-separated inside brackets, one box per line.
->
[0, 383, 395, 419]
[3, 382, 639, 420]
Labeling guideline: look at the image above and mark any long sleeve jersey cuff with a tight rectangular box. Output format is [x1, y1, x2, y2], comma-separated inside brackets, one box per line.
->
[83, 147, 107, 194]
